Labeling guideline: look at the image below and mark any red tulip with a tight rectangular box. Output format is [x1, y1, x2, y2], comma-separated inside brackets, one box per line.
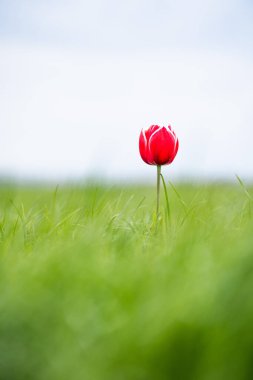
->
[139, 125, 179, 166]
[139, 124, 179, 218]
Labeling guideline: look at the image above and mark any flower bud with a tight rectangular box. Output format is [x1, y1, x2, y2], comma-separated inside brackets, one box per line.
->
[139, 125, 179, 165]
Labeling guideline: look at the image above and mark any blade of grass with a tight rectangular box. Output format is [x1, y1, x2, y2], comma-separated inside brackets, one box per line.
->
[160, 173, 171, 225]
[169, 181, 188, 215]
[236, 174, 253, 202]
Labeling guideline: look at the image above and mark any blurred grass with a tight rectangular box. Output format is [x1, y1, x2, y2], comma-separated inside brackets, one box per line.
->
[0, 181, 253, 380]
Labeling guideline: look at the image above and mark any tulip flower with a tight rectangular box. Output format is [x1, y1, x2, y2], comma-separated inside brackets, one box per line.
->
[139, 125, 179, 217]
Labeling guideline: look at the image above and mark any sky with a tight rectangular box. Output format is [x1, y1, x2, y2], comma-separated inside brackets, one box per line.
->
[0, 0, 253, 182]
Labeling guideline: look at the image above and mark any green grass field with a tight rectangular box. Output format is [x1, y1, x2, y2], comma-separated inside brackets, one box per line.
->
[0, 181, 253, 380]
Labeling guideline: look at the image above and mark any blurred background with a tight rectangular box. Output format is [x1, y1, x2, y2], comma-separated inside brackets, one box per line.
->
[0, 0, 252, 183]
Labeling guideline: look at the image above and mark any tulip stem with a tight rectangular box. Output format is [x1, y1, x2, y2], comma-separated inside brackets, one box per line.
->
[156, 165, 161, 217]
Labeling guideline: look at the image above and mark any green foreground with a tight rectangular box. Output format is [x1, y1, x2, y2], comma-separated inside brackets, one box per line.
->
[0, 181, 253, 380]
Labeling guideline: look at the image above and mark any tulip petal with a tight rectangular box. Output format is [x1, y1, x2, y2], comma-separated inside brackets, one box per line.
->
[139, 129, 156, 164]
[168, 137, 179, 164]
[139, 126, 161, 164]
[139, 129, 150, 164]
[144, 125, 160, 141]
[149, 126, 177, 165]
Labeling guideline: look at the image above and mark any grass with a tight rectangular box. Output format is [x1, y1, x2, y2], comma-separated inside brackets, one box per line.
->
[0, 180, 253, 380]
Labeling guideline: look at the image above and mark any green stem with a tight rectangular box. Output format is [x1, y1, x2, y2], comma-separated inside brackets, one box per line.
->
[156, 165, 161, 217]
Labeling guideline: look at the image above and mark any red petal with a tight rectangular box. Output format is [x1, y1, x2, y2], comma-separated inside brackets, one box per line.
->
[167, 137, 179, 164]
[149, 126, 177, 165]
[144, 125, 160, 142]
[139, 125, 160, 165]
[139, 129, 155, 164]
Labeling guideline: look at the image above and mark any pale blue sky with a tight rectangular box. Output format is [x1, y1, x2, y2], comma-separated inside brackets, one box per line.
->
[0, 0, 253, 181]
[1, 0, 252, 51]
